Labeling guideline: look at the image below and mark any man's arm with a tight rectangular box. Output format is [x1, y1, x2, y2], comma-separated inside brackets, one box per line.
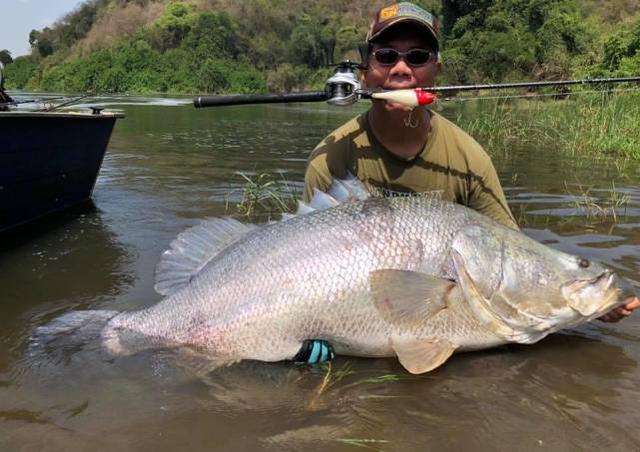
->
[303, 155, 334, 203]
[467, 157, 519, 230]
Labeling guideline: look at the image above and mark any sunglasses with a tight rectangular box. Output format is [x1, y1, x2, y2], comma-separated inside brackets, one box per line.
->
[371, 48, 434, 67]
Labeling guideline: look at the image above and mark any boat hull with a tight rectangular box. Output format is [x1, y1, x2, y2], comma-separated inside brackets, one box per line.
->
[0, 111, 123, 232]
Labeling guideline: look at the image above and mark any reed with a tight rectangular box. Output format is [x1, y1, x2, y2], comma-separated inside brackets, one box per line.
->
[565, 181, 631, 222]
[455, 91, 640, 160]
[226, 172, 296, 219]
[334, 438, 390, 450]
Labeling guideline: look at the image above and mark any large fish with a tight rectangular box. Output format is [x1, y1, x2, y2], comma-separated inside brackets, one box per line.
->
[33, 177, 635, 374]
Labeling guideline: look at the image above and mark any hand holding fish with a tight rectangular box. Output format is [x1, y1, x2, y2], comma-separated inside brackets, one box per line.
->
[599, 296, 640, 322]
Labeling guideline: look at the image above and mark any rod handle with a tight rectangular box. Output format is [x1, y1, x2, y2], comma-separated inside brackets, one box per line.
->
[193, 91, 327, 108]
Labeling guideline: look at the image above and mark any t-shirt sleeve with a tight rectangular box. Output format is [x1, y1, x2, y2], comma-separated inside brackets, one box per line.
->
[303, 154, 333, 203]
[303, 118, 359, 202]
[468, 155, 519, 230]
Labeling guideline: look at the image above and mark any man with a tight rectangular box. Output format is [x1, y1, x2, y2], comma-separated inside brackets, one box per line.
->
[296, 2, 638, 364]
[0, 62, 14, 111]
[304, 2, 517, 229]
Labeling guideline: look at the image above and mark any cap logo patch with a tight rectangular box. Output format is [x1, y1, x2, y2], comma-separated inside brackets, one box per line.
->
[379, 4, 400, 21]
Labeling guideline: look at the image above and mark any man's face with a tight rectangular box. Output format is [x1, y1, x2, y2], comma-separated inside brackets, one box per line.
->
[362, 29, 439, 111]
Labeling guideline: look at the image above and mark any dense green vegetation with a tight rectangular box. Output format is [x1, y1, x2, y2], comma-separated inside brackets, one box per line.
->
[3, 0, 640, 94]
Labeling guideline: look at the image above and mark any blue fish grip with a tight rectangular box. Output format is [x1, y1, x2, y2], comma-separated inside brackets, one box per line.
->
[293, 339, 335, 364]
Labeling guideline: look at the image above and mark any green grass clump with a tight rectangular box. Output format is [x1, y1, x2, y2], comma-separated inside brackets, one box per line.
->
[455, 91, 640, 160]
[227, 172, 296, 219]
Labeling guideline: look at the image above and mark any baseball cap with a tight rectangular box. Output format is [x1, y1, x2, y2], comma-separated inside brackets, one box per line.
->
[366, 2, 440, 51]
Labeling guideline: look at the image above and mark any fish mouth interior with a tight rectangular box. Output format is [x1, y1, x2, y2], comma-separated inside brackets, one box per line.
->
[595, 271, 615, 287]
[564, 271, 622, 317]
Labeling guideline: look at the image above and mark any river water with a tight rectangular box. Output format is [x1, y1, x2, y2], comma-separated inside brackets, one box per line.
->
[1, 97, 639, 451]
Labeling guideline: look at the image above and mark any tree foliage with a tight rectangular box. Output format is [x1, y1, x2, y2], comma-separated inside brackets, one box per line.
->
[3, 56, 38, 88]
[601, 21, 640, 76]
[0, 50, 13, 65]
[441, 0, 597, 83]
[28, 0, 109, 59]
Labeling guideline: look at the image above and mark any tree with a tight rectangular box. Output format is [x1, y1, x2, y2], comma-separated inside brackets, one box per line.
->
[3, 56, 37, 88]
[0, 50, 13, 65]
[29, 28, 54, 58]
[28, 30, 40, 47]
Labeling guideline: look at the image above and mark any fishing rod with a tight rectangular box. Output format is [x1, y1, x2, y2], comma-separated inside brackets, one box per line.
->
[0, 95, 96, 111]
[193, 62, 640, 109]
[40, 94, 95, 112]
[194, 61, 362, 108]
[0, 96, 68, 109]
[0, 63, 97, 111]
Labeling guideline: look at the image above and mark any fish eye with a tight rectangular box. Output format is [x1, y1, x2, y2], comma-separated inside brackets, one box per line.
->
[578, 258, 590, 268]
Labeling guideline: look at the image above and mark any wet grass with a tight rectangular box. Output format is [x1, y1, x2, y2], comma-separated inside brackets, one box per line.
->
[565, 181, 631, 222]
[456, 91, 640, 160]
[225, 172, 296, 219]
[512, 180, 632, 230]
[311, 361, 416, 399]
[334, 438, 390, 450]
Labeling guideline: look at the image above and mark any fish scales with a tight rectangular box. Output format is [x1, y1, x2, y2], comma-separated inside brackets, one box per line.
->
[103, 197, 501, 360]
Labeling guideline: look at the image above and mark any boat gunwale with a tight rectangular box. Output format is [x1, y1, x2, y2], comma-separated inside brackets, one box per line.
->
[0, 111, 125, 119]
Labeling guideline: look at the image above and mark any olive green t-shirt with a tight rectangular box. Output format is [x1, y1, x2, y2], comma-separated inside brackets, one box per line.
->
[304, 110, 518, 229]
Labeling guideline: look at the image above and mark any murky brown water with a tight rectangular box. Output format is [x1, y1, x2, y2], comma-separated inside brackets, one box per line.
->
[1, 97, 639, 451]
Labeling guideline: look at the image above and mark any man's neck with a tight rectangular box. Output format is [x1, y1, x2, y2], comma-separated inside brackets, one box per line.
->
[367, 105, 432, 160]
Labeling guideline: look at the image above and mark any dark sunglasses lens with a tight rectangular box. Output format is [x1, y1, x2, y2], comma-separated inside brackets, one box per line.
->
[373, 49, 431, 66]
[374, 49, 400, 65]
[406, 49, 431, 65]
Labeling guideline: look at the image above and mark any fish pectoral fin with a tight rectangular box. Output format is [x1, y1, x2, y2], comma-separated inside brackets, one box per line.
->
[370, 269, 454, 326]
[391, 336, 456, 374]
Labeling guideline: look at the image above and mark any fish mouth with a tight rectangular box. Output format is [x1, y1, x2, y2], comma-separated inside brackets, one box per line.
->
[596, 271, 623, 310]
[617, 276, 640, 301]
[564, 270, 625, 318]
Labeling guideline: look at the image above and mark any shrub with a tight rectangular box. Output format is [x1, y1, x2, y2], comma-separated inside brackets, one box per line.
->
[4, 56, 38, 88]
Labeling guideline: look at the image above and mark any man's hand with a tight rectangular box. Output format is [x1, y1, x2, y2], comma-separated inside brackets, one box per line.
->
[599, 297, 640, 322]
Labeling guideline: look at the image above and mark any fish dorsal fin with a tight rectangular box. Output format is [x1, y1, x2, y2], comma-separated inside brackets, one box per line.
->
[370, 269, 453, 326]
[391, 336, 456, 374]
[327, 173, 371, 202]
[294, 173, 370, 215]
[155, 218, 256, 296]
[310, 188, 340, 210]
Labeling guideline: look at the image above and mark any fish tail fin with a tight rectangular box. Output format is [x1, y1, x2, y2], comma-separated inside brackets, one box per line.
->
[29, 310, 119, 355]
